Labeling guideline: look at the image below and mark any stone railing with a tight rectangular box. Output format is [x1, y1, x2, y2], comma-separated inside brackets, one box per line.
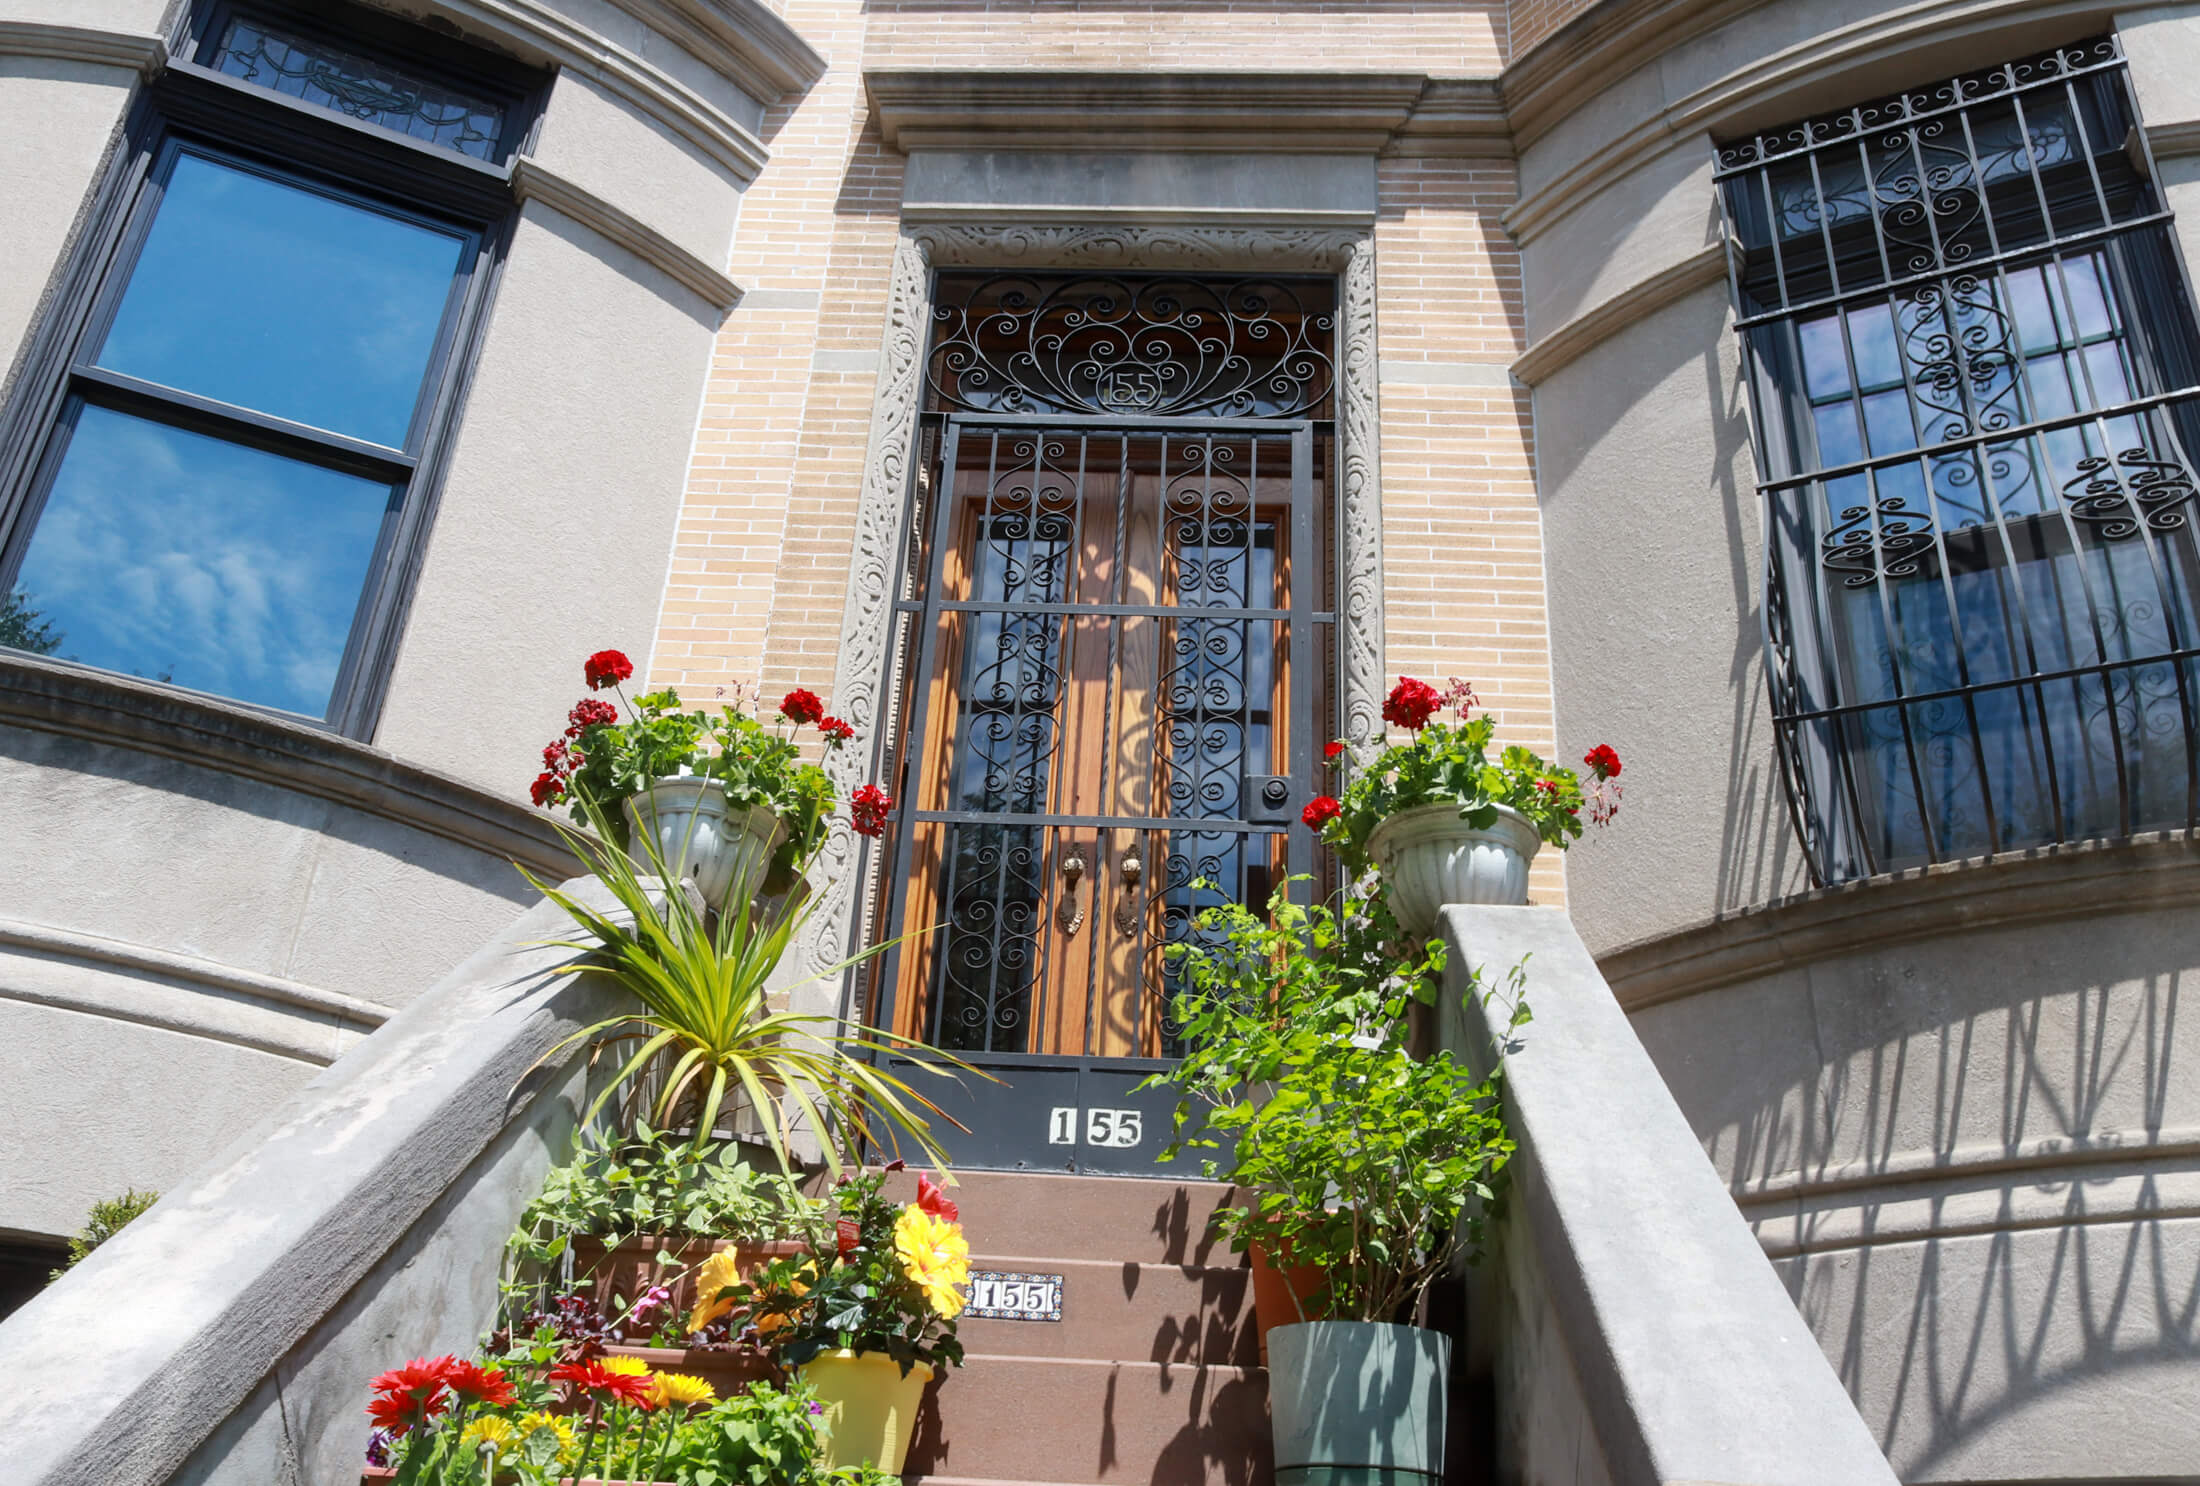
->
[1438, 904, 1899, 1486]
[0, 883, 631, 1486]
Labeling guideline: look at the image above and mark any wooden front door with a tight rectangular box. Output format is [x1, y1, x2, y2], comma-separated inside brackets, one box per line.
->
[870, 275, 1337, 1173]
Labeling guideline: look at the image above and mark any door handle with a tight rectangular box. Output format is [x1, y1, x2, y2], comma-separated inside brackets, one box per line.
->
[1057, 849, 1088, 935]
[1115, 845, 1143, 936]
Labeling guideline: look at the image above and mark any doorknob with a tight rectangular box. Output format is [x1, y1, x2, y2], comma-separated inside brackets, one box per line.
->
[1057, 849, 1088, 935]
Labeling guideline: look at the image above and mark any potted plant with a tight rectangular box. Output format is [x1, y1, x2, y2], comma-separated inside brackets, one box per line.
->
[712, 1169, 969, 1474]
[530, 651, 854, 909]
[506, 1126, 827, 1343]
[358, 1340, 829, 1485]
[1305, 677, 1623, 932]
[1144, 880, 1521, 1486]
[520, 777, 977, 1177]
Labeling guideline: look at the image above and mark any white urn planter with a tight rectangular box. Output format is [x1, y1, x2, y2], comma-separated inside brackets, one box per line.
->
[1366, 800, 1540, 934]
[621, 776, 780, 910]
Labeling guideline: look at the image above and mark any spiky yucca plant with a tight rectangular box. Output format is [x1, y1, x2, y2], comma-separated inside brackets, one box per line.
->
[523, 790, 974, 1174]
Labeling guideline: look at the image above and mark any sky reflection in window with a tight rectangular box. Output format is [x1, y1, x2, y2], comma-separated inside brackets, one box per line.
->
[12, 406, 392, 718]
[95, 153, 465, 448]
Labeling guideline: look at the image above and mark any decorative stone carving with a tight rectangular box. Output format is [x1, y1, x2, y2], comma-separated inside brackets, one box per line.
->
[796, 223, 1386, 1007]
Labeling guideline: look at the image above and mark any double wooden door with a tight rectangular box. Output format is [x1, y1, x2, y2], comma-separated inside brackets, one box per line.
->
[872, 413, 1330, 1172]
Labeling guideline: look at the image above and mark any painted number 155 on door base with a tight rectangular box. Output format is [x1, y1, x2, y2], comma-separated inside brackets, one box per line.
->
[1048, 1107, 1143, 1148]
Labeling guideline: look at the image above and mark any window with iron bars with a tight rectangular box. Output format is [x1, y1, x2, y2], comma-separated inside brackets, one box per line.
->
[1716, 36, 2200, 884]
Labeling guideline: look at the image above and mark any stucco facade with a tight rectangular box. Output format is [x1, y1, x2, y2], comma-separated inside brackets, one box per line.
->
[1, 0, 2197, 1478]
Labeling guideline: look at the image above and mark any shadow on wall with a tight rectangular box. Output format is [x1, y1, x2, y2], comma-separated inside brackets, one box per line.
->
[1532, 259, 1805, 953]
[1635, 909, 2200, 1477]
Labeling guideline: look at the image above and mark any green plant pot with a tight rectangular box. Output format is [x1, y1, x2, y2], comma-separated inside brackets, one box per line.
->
[1266, 1321, 1449, 1486]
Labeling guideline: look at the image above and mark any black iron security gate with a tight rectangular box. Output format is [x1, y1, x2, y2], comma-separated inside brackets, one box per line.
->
[869, 273, 1338, 1173]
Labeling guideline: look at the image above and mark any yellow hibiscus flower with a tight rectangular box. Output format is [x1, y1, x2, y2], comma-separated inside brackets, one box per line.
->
[687, 1249, 743, 1334]
[893, 1205, 970, 1317]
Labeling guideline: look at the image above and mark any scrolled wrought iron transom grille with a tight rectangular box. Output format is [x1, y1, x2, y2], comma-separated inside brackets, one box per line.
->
[925, 273, 1337, 419]
[870, 272, 1338, 1169]
[209, 14, 511, 161]
[1717, 37, 2200, 883]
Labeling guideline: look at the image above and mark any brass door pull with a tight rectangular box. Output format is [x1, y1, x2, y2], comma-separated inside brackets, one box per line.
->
[1057, 850, 1088, 935]
[1115, 847, 1143, 936]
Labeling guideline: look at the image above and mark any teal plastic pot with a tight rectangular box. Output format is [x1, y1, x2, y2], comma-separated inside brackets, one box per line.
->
[1266, 1321, 1450, 1486]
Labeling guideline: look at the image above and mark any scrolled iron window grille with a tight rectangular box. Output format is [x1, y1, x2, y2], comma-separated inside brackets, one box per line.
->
[210, 14, 510, 161]
[1717, 37, 2200, 883]
[925, 274, 1336, 419]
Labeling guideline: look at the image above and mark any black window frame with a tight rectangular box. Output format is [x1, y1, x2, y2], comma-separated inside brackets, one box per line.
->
[0, 1, 546, 737]
[1715, 35, 2200, 885]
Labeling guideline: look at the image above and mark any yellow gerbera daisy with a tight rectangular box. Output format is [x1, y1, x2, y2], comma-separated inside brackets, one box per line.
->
[651, 1372, 717, 1409]
[514, 1411, 579, 1464]
[460, 1415, 517, 1457]
[599, 1355, 653, 1377]
[687, 1249, 743, 1334]
[893, 1205, 970, 1317]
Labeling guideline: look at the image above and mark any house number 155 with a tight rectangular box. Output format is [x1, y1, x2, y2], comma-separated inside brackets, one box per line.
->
[1049, 1107, 1143, 1148]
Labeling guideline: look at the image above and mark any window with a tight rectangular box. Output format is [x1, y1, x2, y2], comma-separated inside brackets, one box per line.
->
[0, 4, 539, 731]
[1716, 37, 2200, 882]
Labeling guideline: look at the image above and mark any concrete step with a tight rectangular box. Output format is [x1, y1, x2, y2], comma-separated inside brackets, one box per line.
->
[914, 1353, 1269, 1486]
[884, 1169, 1245, 1267]
[957, 1256, 1256, 1367]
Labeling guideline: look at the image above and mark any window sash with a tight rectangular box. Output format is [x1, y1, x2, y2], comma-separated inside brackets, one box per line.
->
[0, 24, 518, 737]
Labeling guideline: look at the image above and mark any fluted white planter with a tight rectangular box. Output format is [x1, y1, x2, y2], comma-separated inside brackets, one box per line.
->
[622, 776, 780, 910]
[1367, 801, 1540, 934]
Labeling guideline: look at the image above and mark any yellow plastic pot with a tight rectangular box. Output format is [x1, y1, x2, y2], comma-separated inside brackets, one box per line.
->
[797, 1349, 935, 1472]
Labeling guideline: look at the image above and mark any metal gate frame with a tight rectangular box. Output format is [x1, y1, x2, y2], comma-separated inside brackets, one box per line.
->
[869, 410, 1334, 1174]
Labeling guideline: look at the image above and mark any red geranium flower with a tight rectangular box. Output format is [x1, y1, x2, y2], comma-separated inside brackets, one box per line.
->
[529, 771, 563, 808]
[1382, 678, 1442, 732]
[566, 696, 618, 736]
[917, 1174, 960, 1223]
[549, 1360, 656, 1408]
[1324, 740, 1346, 761]
[443, 1360, 516, 1408]
[1584, 744, 1622, 780]
[819, 715, 856, 744]
[584, 650, 634, 690]
[780, 688, 825, 725]
[1534, 778, 1560, 796]
[850, 783, 893, 837]
[1301, 795, 1342, 829]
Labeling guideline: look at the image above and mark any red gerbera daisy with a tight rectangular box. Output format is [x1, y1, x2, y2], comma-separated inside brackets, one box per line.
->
[443, 1360, 516, 1407]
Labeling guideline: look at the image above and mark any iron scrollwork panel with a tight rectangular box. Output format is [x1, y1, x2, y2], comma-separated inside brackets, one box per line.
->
[1720, 35, 2200, 882]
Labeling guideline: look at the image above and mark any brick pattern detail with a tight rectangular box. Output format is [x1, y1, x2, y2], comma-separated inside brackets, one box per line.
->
[657, 5, 1564, 899]
[1370, 155, 1561, 900]
[1507, 0, 1600, 60]
[866, 0, 1505, 72]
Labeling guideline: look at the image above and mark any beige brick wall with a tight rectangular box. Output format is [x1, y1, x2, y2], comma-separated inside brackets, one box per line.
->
[865, 0, 1505, 73]
[1507, 0, 1601, 60]
[1369, 153, 1560, 898]
[653, 1, 1563, 896]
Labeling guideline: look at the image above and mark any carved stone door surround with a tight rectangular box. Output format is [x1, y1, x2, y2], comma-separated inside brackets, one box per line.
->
[795, 223, 1385, 1009]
